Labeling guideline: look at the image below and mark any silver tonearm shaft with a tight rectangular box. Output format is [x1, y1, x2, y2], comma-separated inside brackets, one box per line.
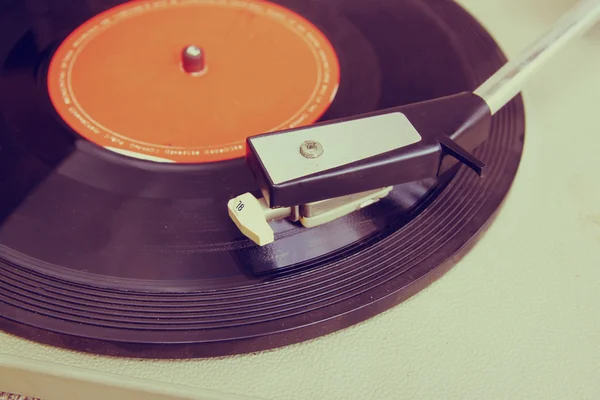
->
[475, 0, 600, 115]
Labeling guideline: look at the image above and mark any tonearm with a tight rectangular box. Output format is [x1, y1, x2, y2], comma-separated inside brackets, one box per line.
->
[228, 0, 600, 246]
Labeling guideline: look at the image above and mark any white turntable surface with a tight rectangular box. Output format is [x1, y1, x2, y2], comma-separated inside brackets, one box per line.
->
[2, 0, 600, 399]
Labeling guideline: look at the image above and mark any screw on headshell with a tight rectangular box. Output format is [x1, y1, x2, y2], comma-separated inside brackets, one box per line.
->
[300, 140, 324, 159]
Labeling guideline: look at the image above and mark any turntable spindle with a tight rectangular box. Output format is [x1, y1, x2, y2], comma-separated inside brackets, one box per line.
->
[182, 45, 206, 75]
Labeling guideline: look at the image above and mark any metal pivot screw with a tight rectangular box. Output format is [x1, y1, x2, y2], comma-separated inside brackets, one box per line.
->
[300, 140, 324, 159]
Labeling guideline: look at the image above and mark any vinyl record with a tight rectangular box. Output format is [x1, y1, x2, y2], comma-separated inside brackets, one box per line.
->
[0, 0, 524, 358]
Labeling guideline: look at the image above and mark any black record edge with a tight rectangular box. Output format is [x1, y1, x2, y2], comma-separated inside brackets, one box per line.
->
[0, 0, 525, 359]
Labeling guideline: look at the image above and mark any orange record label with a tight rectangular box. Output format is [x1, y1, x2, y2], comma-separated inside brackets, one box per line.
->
[47, 0, 340, 163]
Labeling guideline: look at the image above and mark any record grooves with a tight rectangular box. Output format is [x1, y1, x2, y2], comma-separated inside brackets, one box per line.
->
[0, 0, 525, 358]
